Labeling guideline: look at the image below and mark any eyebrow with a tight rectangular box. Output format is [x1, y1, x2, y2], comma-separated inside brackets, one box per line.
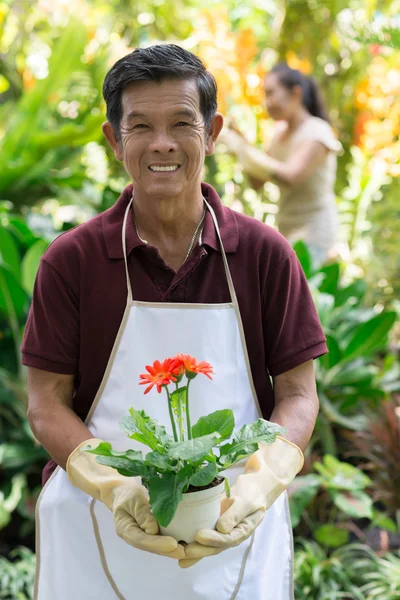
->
[127, 109, 196, 120]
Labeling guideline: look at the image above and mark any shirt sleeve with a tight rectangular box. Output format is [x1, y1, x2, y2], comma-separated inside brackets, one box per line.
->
[263, 251, 327, 376]
[300, 119, 342, 153]
[21, 258, 79, 374]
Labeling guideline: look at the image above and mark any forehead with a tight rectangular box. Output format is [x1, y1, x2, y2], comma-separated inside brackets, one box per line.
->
[121, 78, 201, 117]
[264, 73, 282, 90]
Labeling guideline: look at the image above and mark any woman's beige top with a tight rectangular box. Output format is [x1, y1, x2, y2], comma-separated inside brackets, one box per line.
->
[268, 116, 341, 254]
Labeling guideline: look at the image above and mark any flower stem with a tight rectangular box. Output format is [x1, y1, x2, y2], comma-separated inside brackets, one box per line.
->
[186, 380, 192, 440]
[166, 389, 178, 442]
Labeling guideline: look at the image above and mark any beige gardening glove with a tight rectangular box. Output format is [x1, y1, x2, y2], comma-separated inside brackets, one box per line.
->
[179, 436, 304, 568]
[67, 438, 186, 559]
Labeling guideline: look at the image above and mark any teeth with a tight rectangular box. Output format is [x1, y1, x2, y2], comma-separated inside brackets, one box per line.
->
[149, 165, 179, 172]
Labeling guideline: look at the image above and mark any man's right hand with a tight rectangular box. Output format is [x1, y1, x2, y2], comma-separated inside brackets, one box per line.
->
[67, 439, 185, 559]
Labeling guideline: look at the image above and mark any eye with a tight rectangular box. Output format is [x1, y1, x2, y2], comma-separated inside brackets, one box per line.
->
[133, 124, 149, 129]
[175, 121, 190, 127]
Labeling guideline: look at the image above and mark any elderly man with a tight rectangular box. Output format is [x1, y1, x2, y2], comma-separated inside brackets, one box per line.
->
[23, 44, 326, 600]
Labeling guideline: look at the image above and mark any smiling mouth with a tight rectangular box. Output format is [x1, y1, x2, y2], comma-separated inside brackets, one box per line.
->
[148, 165, 181, 172]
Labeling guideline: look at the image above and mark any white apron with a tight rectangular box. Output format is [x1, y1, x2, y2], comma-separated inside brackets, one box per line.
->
[34, 198, 295, 600]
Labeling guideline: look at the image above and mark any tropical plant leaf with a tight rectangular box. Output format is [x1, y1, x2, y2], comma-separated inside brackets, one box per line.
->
[293, 240, 312, 278]
[342, 312, 396, 362]
[314, 524, 349, 548]
[145, 451, 177, 472]
[0, 226, 21, 279]
[331, 490, 373, 519]
[21, 239, 49, 296]
[192, 409, 235, 441]
[314, 454, 372, 491]
[288, 474, 321, 528]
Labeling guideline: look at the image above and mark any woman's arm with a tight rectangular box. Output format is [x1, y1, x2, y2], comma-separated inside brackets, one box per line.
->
[220, 128, 329, 187]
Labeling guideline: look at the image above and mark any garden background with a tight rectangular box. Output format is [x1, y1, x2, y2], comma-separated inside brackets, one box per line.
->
[0, 0, 399, 597]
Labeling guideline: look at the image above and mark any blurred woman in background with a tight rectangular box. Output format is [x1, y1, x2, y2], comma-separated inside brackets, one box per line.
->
[220, 63, 342, 267]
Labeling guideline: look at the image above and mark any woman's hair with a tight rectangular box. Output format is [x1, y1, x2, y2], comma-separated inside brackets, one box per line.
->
[270, 63, 329, 122]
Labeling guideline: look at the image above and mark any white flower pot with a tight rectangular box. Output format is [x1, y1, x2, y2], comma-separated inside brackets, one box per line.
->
[160, 479, 225, 543]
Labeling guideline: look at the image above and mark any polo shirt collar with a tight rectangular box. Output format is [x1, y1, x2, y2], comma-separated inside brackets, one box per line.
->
[102, 182, 239, 259]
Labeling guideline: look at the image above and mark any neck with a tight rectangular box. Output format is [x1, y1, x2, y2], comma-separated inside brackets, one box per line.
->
[132, 185, 206, 272]
[286, 107, 310, 132]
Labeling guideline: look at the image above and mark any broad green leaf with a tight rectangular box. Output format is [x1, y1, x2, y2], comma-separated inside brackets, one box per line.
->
[149, 468, 192, 527]
[335, 280, 367, 308]
[314, 455, 371, 491]
[84, 441, 147, 477]
[319, 393, 368, 431]
[370, 509, 397, 533]
[314, 524, 349, 548]
[170, 386, 187, 420]
[0, 226, 20, 279]
[189, 461, 217, 488]
[331, 490, 373, 519]
[288, 475, 321, 528]
[0, 265, 27, 318]
[219, 419, 286, 457]
[292, 240, 312, 278]
[0, 442, 47, 469]
[318, 263, 340, 296]
[342, 312, 396, 362]
[319, 334, 342, 370]
[121, 408, 173, 451]
[192, 409, 235, 441]
[217, 443, 258, 470]
[0, 505, 11, 530]
[145, 452, 176, 472]
[95, 455, 150, 478]
[21, 239, 49, 295]
[328, 363, 377, 386]
[6, 218, 38, 247]
[2, 474, 26, 513]
[167, 433, 220, 462]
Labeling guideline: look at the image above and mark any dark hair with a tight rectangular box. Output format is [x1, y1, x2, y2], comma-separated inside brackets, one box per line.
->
[103, 44, 218, 138]
[270, 63, 329, 122]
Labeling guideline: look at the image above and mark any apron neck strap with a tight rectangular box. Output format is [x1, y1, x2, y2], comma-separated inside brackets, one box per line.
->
[122, 196, 134, 302]
[121, 195, 238, 308]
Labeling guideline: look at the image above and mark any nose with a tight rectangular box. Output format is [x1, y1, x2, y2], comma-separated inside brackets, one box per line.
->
[148, 129, 178, 154]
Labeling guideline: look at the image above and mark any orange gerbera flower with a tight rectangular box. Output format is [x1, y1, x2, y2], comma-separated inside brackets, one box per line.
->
[139, 358, 179, 394]
[174, 354, 214, 380]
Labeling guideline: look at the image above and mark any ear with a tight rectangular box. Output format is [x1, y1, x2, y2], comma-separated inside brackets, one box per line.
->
[102, 122, 123, 161]
[205, 113, 224, 156]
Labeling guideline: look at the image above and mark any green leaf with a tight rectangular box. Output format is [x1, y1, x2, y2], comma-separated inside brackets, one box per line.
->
[293, 240, 312, 278]
[370, 509, 398, 533]
[331, 490, 373, 519]
[149, 468, 192, 527]
[314, 524, 349, 548]
[170, 386, 186, 417]
[288, 475, 321, 528]
[145, 452, 176, 472]
[219, 419, 286, 457]
[0, 226, 21, 279]
[335, 280, 366, 308]
[121, 408, 173, 451]
[84, 441, 148, 477]
[342, 312, 396, 362]
[21, 239, 49, 296]
[319, 393, 368, 431]
[0, 265, 27, 318]
[95, 455, 150, 478]
[328, 363, 377, 386]
[314, 455, 371, 491]
[318, 263, 340, 296]
[224, 477, 231, 498]
[192, 409, 235, 441]
[319, 334, 342, 370]
[167, 433, 220, 462]
[189, 461, 217, 488]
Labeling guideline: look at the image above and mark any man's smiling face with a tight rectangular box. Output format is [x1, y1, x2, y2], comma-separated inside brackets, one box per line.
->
[108, 78, 216, 199]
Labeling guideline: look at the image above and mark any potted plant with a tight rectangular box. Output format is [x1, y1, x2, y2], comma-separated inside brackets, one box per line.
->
[85, 354, 286, 543]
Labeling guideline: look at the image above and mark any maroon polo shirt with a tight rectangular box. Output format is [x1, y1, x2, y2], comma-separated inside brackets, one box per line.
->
[22, 182, 327, 484]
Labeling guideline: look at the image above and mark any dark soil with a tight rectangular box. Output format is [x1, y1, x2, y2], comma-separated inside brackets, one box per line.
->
[186, 477, 224, 494]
